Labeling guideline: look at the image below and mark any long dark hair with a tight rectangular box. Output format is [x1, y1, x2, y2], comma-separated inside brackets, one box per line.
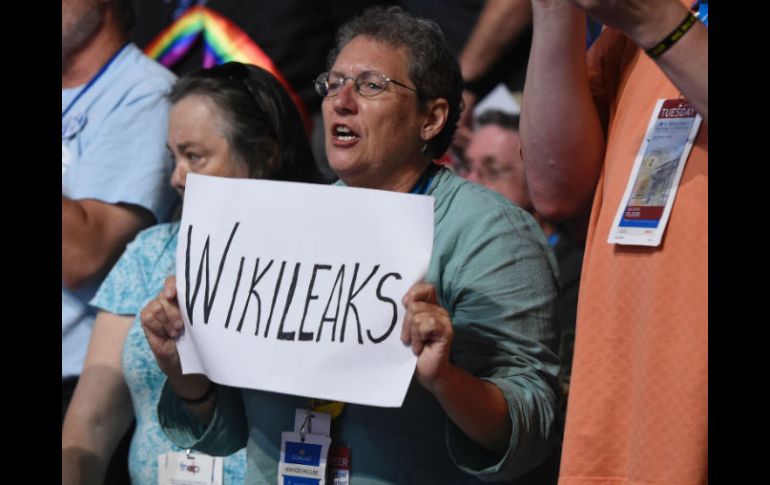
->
[169, 62, 327, 184]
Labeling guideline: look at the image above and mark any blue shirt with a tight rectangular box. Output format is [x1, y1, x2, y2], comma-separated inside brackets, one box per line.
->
[62, 43, 178, 379]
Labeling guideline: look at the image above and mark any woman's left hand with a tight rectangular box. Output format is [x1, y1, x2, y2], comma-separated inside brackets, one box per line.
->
[401, 282, 454, 393]
[402, 282, 512, 454]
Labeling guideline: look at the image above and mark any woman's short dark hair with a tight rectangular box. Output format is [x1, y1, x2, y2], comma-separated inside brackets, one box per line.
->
[169, 62, 326, 184]
[327, 6, 464, 159]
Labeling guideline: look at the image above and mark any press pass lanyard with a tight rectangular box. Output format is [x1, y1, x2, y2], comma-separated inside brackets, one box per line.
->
[62, 42, 129, 119]
[410, 163, 440, 195]
[277, 163, 439, 484]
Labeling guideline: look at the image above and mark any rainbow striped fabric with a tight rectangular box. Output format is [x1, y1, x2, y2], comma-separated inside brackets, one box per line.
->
[145, 5, 311, 131]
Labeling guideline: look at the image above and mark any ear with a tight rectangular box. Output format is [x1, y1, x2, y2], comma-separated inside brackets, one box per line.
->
[419, 98, 450, 142]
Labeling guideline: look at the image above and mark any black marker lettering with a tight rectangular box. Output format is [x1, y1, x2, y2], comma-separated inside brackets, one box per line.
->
[263, 260, 286, 338]
[367, 272, 402, 343]
[184, 222, 239, 326]
[298, 264, 331, 341]
[224, 257, 245, 329]
[319, 265, 345, 342]
[237, 258, 274, 333]
[277, 262, 302, 341]
[340, 263, 379, 344]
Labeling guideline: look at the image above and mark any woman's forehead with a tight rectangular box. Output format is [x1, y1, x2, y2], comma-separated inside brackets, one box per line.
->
[332, 36, 409, 74]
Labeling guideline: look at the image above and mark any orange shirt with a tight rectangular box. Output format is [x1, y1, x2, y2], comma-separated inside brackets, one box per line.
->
[558, 28, 708, 485]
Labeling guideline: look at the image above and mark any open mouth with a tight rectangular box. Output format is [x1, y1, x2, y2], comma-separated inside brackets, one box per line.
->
[332, 124, 359, 142]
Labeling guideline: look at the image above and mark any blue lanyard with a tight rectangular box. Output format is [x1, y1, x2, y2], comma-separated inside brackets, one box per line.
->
[62, 43, 129, 119]
[547, 232, 561, 247]
[409, 163, 440, 195]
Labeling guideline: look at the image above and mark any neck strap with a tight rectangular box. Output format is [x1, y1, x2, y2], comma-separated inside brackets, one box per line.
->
[409, 163, 441, 195]
[62, 42, 129, 119]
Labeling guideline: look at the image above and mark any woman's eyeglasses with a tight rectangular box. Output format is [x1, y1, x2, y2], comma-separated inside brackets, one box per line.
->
[314, 71, 418, 98]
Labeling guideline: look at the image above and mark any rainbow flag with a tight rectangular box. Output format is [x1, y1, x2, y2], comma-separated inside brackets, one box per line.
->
[145, 6, 311, 132]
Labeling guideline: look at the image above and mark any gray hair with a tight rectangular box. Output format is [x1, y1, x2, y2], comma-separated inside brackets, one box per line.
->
[327, 6, 464, 159]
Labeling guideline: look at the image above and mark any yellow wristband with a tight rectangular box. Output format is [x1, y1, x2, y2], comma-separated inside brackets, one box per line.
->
[646, 12, 698, 59]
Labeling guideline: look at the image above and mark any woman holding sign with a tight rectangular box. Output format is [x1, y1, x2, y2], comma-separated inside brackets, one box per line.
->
[62, 62, 325, 484]
[143, 6, 562, 484]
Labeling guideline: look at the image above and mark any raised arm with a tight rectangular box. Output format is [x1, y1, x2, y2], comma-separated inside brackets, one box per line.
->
[519, 1, 606, 220]
[570, 0, 707, 122]
[62, 312, 134, 485]
[460, 1, 533, 85]
[458, 0, 533, 129]
[62, 198, 154, 289]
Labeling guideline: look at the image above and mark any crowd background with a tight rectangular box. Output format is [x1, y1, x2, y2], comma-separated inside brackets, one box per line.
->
[60, 1, 708, 484]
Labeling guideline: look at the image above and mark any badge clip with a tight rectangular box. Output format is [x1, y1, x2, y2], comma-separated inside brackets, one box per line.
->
[299, 408, 314, 443]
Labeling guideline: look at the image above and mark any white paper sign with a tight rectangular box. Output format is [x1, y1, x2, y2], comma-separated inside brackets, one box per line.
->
[175, 174, 434, 407]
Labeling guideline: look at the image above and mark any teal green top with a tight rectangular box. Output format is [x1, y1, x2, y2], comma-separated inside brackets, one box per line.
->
[159, 168, 561, 483]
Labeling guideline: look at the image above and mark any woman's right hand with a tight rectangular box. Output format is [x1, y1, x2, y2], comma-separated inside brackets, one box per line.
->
[141, 275, 217, 420]
[140, 275, 184, 378]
